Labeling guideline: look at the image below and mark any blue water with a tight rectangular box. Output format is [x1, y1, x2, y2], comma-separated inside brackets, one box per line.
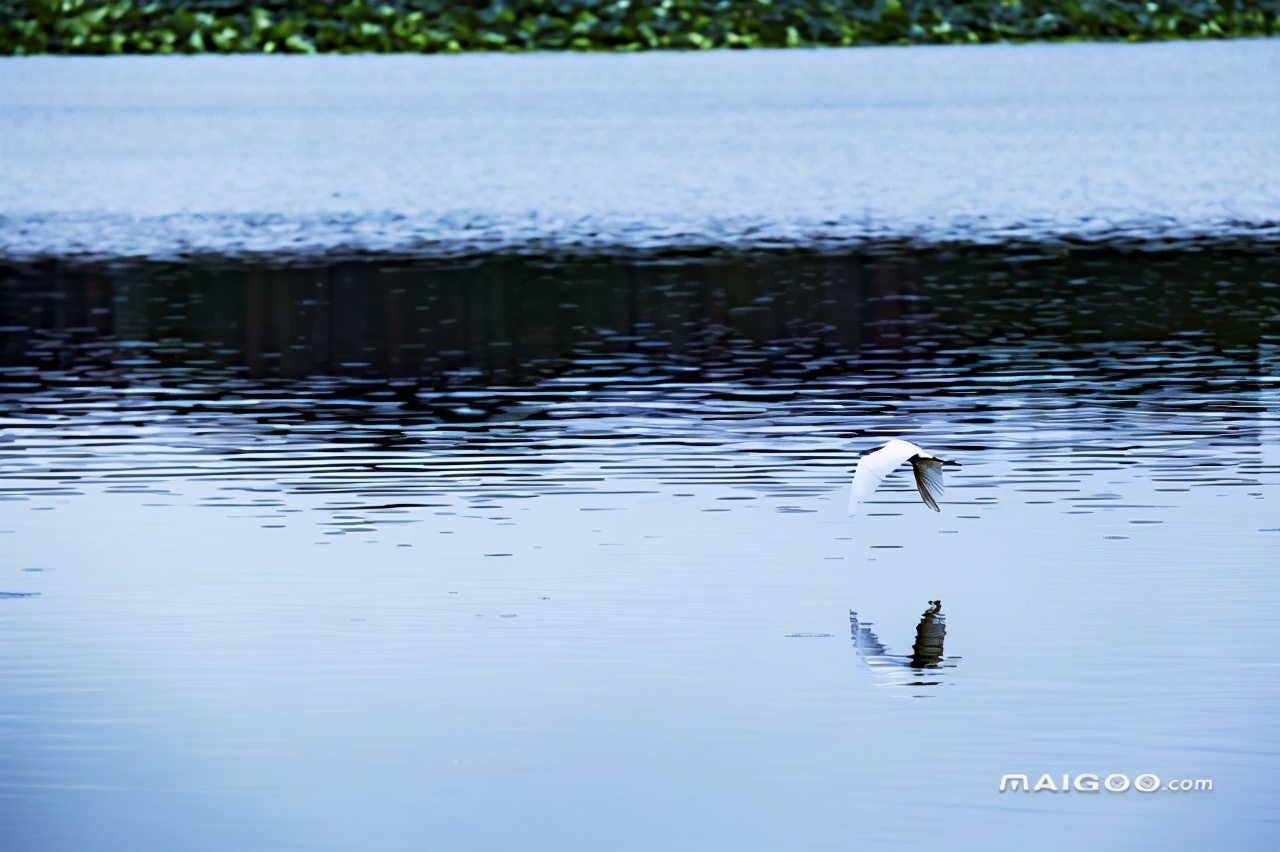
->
[2, 42, 1279, 262]
[1, 250, 1278, 851]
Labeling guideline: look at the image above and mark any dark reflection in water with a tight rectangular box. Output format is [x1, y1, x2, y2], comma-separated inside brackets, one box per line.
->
[850, 601, 959, 693]
[911, 599, 947, 668]
[1, 248, 1276, 416]
[0, 246, 1275, 521]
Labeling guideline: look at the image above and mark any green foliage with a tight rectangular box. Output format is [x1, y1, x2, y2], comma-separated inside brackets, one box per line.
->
[3, 1, 1277, 54]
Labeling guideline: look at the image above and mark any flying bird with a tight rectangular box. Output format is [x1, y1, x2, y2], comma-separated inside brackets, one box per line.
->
[847, 439, 959, 516]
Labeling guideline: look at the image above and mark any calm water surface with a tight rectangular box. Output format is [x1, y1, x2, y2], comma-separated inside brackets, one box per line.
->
[2, 249, 1278, 851]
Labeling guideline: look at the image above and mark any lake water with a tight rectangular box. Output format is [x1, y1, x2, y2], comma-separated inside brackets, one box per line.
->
[2, 247, 1278, 851]
[5, 43, 1280, 259]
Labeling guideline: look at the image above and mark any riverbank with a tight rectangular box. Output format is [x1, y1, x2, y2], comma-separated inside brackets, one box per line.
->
[4, 0, 1276, 56]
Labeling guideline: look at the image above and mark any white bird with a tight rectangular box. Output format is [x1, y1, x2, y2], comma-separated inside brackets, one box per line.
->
[847, 439, 959, 516]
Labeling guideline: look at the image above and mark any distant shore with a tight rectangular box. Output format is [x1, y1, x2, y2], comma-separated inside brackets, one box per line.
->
[3, 0, 1276, 56]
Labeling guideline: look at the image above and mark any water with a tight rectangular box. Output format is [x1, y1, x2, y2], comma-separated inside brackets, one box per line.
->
[2, 247, 1278, 851]
[4, 42, 1280, 262]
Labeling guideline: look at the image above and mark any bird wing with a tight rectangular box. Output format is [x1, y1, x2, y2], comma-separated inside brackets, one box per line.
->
[847, 440, 923, 516]
[909, 456, 946, 512]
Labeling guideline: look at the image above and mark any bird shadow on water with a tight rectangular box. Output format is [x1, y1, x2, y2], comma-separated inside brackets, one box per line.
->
[849, 600, 959, 696]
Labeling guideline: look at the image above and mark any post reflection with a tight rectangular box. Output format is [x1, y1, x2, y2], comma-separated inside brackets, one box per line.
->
[849, 600, 958, 694]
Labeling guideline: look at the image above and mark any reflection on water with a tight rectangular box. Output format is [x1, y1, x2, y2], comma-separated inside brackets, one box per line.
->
[1, 246, 1278, 852]
[912, 599, 947, 667]
[2, 248, 1275, 402]
[850, 600, 958, 694]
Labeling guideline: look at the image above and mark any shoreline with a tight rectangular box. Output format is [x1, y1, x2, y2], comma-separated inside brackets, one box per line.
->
[6, 0, 1275, 56]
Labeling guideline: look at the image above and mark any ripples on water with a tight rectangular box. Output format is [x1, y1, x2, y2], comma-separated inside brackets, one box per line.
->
[1, 247, 1278, 851]
[1, 248, 1274, 491]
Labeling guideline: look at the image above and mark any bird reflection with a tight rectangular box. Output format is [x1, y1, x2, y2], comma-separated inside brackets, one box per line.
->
[849, 600, 958, 693]
[910, 599, 946, 668]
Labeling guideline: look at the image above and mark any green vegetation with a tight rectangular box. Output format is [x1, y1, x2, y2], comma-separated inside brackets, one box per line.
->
[3, 0, 1277, 55]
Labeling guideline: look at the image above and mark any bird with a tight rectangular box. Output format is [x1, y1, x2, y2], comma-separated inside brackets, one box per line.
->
[847, 439, 959, 516]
